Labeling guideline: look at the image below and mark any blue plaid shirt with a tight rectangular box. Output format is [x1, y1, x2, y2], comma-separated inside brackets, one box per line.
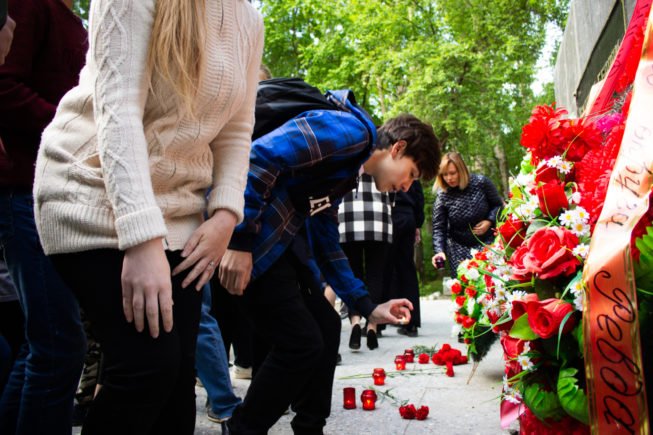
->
[229, 89, 378, 314]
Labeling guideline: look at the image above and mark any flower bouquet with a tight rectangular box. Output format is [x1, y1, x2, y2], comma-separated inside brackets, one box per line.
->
[450, 1, 653, 430]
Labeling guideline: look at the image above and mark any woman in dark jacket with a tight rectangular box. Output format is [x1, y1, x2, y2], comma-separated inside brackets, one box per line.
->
[431, 152, 503, 277]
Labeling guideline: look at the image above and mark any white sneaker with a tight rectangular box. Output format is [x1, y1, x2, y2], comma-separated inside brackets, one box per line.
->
[234, 365, 252, 380]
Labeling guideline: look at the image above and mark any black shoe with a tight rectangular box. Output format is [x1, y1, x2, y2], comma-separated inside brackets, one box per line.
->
[366, 330, 378, 350]
[397, 326, 418, 337]
[349, 324, 361, 350]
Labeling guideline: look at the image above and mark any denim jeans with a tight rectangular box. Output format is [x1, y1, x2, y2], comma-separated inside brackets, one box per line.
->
[0, 190, 86, 434]
[195, 285, 241, 419]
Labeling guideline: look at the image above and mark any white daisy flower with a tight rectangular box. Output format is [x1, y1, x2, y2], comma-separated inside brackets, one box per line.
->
[515, 173, 534, 187]
[502, 375, 511, 391]
[504, 390, 522, 404]
[570, 222, 590, 237]
[559, 160, 573, 174]
[545, 156, 562, 168]
[466, 268, 480, 281]
[573, 292, 584, 311]
[559, 210, 575, 227]
[517, 354, 534, 371]
[571, 191, 582, 204]
[466, 298, 476, 315]
[572, 243, 590, 259]
[573, 207, 590, 223]
[495, 286, 507, 302]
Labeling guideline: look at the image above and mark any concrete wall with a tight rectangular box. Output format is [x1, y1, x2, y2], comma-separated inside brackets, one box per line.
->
[554, 0, 636, 116]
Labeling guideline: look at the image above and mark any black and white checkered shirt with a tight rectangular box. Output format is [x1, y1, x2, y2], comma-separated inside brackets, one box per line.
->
[338, 173, 393, 244]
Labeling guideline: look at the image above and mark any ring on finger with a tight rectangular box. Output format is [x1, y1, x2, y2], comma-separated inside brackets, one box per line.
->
[207, 260, 215, 269]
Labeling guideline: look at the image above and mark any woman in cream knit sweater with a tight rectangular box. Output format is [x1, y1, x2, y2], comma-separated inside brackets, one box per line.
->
[33, 0, 263, 432]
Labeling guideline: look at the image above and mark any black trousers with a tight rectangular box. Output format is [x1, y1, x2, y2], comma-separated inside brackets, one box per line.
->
[52, 249, 202, 435]
[340, 240, 390, 318]
[229, 249, 341, 435]
[385, 212, 421, 328]
[210, 280, 253, 368]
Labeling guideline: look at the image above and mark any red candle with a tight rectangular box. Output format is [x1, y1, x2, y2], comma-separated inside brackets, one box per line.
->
[394, 355, 406, 371]
[360, 389, 377, 411]
[404, 349, 415, 363]
[372, 368, 386, 386]
[343, 387, 356, 409]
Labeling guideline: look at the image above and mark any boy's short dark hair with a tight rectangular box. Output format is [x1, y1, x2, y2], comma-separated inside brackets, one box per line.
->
[376, 114, 441, 181]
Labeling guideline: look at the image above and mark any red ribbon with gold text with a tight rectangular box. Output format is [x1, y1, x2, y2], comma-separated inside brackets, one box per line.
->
[583, 3, 653, 434]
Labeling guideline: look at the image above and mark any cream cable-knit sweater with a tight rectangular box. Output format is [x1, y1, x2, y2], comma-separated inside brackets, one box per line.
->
[34, 0, 264, 254]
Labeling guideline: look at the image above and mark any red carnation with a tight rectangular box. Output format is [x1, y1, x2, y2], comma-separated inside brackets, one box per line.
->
[399, 404, 416, 419]
[451, 281, 462, 295]
[536, 180, 568, 218]
[461, 316, 476, 329]
[418, 353, 430, 364]
[465, 287, 477, 298]
[416, 406, 429, 420]
[520, 104, 569, 164]
[561, 118, 603, 162]
[527, 298, 576, 339]
[455, 295, 466, 306]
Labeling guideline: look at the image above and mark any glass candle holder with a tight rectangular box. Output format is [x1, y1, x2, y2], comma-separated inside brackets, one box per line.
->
[343, 387, 356, 409]
[404, 349, 415, 363]
[372, 368, 386, 386]
[394, 355, 406, 371]
[435, 257, 445, 269]
[360, 389, 378, 411]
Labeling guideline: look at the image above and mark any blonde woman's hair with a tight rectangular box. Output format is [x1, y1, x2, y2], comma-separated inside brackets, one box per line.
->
[147, 0, 206, 116]
[435, 152, 470, 191]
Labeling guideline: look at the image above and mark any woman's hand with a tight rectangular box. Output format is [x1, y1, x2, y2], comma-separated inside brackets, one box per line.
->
[172, 209, 238, 290]
[472, 219, 492, 236]
[122, 238, 172, 338]
[432, 252, 446, 268]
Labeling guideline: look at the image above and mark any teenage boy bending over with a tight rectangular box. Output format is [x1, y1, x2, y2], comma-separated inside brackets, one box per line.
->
[219, 86, 440, 434]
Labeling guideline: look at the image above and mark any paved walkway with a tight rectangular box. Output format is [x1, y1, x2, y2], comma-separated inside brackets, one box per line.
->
[194, 298, 508, 434]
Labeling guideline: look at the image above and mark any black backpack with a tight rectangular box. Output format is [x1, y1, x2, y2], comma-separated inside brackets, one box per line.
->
[253, 78, 337, 140]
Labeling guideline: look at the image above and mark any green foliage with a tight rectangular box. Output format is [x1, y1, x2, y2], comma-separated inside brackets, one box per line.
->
[523, 382, 566, 421]
[556, 367, 589, 424]
[509, 314, 540, 340]
[72, 0, 90, 24]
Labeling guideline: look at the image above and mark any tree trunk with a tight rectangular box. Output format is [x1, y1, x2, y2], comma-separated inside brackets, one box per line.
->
[493, 143, 509, 197]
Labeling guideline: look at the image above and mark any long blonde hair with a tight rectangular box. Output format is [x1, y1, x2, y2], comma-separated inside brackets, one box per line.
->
[147, 0, 206, 116]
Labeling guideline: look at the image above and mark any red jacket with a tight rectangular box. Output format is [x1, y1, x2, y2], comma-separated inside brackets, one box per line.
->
[0, 0, 87, 189]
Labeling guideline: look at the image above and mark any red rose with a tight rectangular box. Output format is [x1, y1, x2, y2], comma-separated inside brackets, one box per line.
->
[465, 287, 477, 298]
[510, 293, 539, 320]
[416, 406, 429, 420]
[461, 316, 476, 329]
[509, 245, 533, 282]
[399, 404, 416, 419]
[500, 335, 527, 359]
[454, 312, 464, 324]
[536, 180, 569, 217]
[535, 163, 559, 183]
[505, 359, 522, 378]
[488, 310, 512, 332]
[520, 227, 580, 279]
[455, 295, 466, 306]
[498, 216, 527, 249]
[527, 298, 576, 339]
[418, 353, 430, 364]
[451, 281, 462, 294]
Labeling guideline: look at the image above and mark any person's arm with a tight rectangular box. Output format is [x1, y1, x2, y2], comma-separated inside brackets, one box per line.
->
[172, 13, 264, 290]
[309, 206, 413, 325]
[228, 110, 374, 252]
[206, 14, 264, 223]
[0, 2, 54, 133]
[431, 191, 448, 258]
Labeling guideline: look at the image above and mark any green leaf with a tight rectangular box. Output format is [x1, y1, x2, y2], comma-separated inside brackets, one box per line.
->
[557, 367, 589, 424]
[509, 314, 540, 340]
[523, 383, 565, 421]
[556, 311, 575, 359]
